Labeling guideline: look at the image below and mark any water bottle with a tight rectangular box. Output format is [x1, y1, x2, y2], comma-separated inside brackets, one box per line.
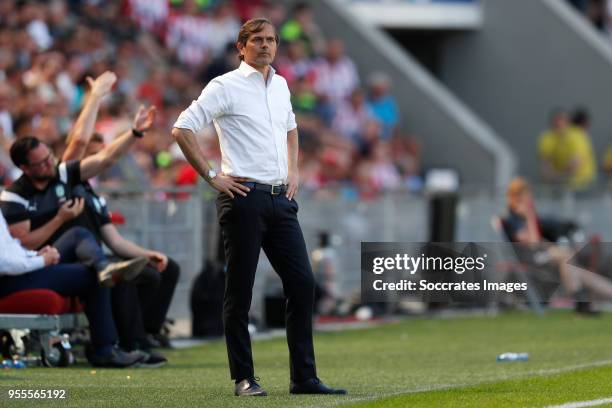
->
[1, 359, 26, 369]
[496, 352, 529, 362]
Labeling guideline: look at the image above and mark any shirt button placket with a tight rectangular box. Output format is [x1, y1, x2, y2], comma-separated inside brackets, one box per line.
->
[264, 81, 282, 181]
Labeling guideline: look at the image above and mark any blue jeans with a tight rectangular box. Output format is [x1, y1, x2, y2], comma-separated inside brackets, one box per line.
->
[53, 226, 108, 271]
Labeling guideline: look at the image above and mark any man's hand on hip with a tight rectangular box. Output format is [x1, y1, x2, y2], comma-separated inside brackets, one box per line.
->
[286, 171, 299, 201]
[210, 173, 251, 198]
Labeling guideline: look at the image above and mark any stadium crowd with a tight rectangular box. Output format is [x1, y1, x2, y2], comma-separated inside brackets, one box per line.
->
[0, 0, 423, 198]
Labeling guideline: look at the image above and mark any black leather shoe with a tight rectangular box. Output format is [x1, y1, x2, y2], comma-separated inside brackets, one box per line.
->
[134, 349, 168, 368]
[575, 302, 602, 317]
[234, 377, 268, 396]
[88, 346, 145, 368]
[290, 378, 347, 395]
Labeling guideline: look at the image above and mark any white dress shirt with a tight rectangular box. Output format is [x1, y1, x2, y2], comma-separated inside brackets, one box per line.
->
[174, 61, 297, 184]
[0, 208, 44, 276]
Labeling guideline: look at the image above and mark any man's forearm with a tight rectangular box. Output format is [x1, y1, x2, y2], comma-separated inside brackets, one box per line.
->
[20, 216, 65, 250]
[287, 128, 299, 174]
[99, 129, 137, 168]
[80, 128, 141, 180]
[172, 127, 213, 180]
[63, 93, 103, 161]
[101, 225, 150, 259]
[110, 239, 150, 259]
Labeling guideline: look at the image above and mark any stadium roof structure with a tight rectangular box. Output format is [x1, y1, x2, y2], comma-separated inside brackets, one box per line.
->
[340, 0, 483, 30]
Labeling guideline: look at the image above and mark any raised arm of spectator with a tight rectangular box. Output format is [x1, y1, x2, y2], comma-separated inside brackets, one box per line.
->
[79, 105, 156, 181]
[63, 71, 117, 161]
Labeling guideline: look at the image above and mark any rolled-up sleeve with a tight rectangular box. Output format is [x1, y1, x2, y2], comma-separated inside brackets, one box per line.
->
[173, 79, 229, 133]
[287, 108, 297, 132]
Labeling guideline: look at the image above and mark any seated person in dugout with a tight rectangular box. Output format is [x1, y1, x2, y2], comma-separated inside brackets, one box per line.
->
[0, 210, 145, 368]
[62, 113, 179, 361]
[60, 72, 179, 353]
[502, 177, 612, 309]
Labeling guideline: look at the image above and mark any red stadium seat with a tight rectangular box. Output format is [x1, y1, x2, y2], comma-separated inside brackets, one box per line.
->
[109, 211, 126, 225]
[0, 290, 84, 367]
[0, 290, 81, 314]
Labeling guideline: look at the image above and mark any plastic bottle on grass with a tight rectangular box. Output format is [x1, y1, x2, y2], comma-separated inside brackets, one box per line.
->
[2, 359, 26, 368]
[496, 352, 529, 362]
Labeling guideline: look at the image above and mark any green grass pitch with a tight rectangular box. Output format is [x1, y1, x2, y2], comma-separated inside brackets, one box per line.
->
[2, 311, 612, 407]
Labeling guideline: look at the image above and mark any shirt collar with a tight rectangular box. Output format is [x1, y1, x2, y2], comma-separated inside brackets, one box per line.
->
[238, 61, 276, 84]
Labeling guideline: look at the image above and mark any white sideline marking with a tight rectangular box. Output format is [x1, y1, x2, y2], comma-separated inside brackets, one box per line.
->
[303, 359, 612, 408]
[545, 397, 612, 408]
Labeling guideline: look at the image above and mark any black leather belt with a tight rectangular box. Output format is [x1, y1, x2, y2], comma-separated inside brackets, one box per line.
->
[242, 182, 287, 195]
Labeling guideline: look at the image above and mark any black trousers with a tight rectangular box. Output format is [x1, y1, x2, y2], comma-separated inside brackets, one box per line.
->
[111, 257, 180, 351]
[216, 190, 317, 382]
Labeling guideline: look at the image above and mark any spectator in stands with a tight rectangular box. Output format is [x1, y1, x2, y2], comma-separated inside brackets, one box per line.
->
[165, 0, 211, 69]
[209, 3, 242, 58]
[354, 140, 401, 198]
[570, 107, 597, 184]
[166, 0, 239, 69]
[290, 74, 318, 114]
[0, 83, 15, 141]
[137, 68, 166, 109]
[313, 39, 359, 106]
[332, 88, 375, 147]
[366, 72, 399, 140]
[232, 0, 267, 23]
[602, 140, 612, 179]
[200, 42, 240, 84]
[280, 2, 325, 57]
[390, 134, 423, 192]
[0, 210, 145, 368]
[538, 108, 596, 190]
[0, 130, 16, 186]
[126, 0, 169, 39]
[276, 40, 314, 87]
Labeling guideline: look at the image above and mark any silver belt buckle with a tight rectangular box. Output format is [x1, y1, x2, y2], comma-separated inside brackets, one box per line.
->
[271, 184, 280, 195]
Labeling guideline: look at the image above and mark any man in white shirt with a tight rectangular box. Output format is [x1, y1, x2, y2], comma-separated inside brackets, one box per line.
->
[0, 211, 143, 368]
[173, 18, 346, 397]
